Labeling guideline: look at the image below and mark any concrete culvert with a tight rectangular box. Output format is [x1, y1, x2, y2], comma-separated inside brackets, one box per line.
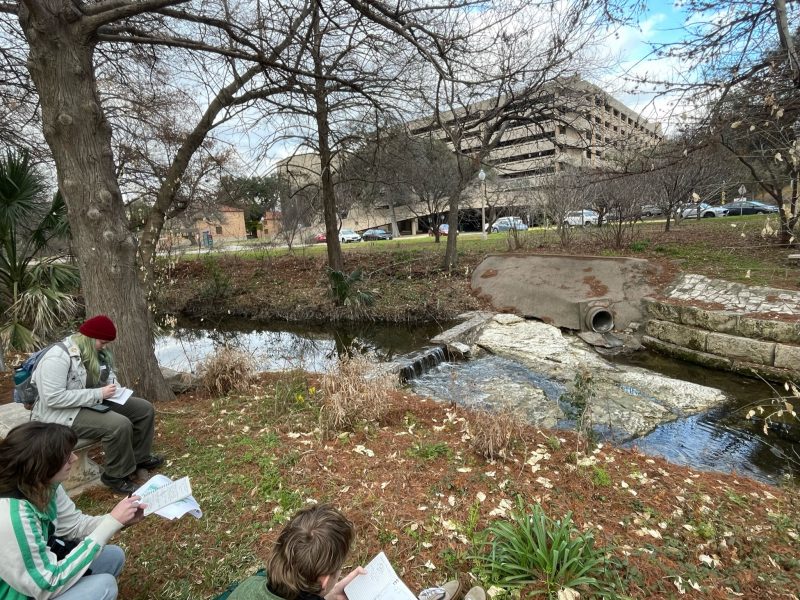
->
[585, 307, 614, 333]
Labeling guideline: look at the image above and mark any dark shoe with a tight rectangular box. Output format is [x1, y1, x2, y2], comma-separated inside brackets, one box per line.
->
[136, 454, 165, 470]
[101, 473, 137, 495]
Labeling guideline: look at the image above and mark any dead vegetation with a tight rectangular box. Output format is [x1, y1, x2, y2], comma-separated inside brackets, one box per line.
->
[198, 347, 257, 396]
[318, 352, 397, 433]
[465, 408, 525, 460]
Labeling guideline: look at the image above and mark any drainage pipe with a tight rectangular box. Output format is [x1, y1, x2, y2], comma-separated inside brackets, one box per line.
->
[585, 306, 614, 332]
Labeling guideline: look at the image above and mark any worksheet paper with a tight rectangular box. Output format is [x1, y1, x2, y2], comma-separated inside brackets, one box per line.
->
[105, 386, 133, 405]
[344, 552, 416, 600]
[133, 474, 202, 520]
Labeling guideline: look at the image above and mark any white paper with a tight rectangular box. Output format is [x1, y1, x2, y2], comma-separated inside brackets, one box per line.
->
[133, 474, 202, 520]
[344, 552, 416, 600]
[106, 386, 133, 405]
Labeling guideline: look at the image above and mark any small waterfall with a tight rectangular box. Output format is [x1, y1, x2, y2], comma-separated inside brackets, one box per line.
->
[393, 345, 449, 382]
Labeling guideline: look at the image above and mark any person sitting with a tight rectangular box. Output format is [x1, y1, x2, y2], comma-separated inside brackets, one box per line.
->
[32, 314, 163, 494]
[228, 503, 364, 600]
[226, 504, 484, 600]
[0, 421, 146, 600]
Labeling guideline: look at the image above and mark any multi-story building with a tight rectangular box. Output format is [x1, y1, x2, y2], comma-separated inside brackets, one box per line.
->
[276, 78, 662, 235]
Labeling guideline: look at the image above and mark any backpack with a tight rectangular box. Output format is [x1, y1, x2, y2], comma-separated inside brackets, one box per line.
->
[12, 342, 70, 409]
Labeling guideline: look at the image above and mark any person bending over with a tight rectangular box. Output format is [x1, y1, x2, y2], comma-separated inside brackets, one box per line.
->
[32, 314, 163, 494]
[0, 422, 146, 599]
[229, 503, 364, 600]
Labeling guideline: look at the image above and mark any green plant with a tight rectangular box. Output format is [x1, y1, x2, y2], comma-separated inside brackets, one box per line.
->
[0, 150, 79, 351]
[326, 267, 375, 307]
[199, 253, 232, 302]
[545, 436, 561, 451]
[592, 466, 612, 487]
[628, 239, 650, 252]
[408, 441, 452, 460]
[471, 498, 616, 598]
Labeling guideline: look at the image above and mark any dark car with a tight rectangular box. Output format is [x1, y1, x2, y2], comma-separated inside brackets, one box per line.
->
[719, 200, 779, 216]
[362, 228, 393, 241]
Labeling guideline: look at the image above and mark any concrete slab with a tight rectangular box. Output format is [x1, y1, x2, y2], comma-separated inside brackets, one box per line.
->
[471, 254, 658, 331]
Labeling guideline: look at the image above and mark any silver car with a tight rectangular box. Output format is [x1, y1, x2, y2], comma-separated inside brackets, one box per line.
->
[680, 203, 728, 218]
[339, 228, 361, 243]
[563, 209, 599, 226]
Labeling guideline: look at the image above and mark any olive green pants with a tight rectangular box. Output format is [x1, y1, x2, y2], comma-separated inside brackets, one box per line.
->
[71, 396, 155, 478]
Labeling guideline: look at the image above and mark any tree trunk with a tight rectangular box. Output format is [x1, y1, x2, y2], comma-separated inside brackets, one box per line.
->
[20, 3, 174, 400]
[312, 2, 344, 272]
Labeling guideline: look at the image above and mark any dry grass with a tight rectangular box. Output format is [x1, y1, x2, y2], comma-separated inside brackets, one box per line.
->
[198, 347, 257, 396]
[318, 353, 397, 433]
[466, 408, 525, 460]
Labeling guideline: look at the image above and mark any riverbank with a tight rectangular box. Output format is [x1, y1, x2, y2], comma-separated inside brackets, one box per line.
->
[74, 372, 799, 599]
[155, 217, 800, 324]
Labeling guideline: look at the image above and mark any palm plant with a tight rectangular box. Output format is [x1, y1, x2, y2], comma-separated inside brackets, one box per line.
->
[0, 150, 79, 352]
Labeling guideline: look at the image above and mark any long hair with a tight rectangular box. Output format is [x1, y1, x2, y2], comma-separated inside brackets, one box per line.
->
[0, 422, 77, 510]
[73, 333, 113, 386]
[267, 504, 354, 600]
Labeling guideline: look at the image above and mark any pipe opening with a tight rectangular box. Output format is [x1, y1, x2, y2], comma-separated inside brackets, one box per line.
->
[585, 307, 614, 333]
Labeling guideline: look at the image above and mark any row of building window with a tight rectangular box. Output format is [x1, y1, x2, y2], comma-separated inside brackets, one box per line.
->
[498, 165, 556, 179]
[490, 147, 556, 166]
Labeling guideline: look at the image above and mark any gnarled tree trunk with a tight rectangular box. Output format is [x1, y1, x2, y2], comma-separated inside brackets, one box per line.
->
[19, 1, 174, 400]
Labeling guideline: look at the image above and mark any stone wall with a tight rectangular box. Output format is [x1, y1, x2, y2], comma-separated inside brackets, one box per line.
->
[642, 299, 800, 382]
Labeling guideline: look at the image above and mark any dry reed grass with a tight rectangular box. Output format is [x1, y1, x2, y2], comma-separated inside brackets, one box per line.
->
[319, 353, 397, 433]
[199, 347, 257, 396]
[466, 408, 524, 460]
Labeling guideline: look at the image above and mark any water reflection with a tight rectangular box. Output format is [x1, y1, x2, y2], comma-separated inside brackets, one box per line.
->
[154, 318, 449, 374]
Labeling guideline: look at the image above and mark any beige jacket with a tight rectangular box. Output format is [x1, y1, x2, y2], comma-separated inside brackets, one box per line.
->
[31, 336, 104, 427]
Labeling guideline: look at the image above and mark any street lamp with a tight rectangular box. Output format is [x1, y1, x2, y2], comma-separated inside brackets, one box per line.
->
[478, 169, 487, 240]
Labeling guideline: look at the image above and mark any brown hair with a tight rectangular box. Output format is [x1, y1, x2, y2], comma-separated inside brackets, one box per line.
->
[0, 422, 77, 510]
[266, 504, 354, 600]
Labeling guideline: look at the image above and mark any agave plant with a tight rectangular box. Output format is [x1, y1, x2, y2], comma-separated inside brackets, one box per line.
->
[0, 150, 80, 352]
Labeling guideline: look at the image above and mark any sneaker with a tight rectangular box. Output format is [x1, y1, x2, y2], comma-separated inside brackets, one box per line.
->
[100, 473, 137, 495]
[419, 580, 461, 600]
[136, 454, 165, 470]
[463, 587, 486, 600]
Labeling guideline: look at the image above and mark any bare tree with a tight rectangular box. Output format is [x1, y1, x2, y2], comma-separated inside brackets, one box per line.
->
[414, 0, 631, 270]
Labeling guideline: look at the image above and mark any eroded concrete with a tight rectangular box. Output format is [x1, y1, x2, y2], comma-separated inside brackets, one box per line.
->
[471, 254, 658, 331]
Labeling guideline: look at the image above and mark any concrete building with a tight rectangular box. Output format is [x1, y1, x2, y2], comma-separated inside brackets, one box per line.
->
[277, 78, 662, 235]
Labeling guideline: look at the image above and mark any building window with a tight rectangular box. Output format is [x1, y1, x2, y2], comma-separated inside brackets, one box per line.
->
[558, 125, 566, 135]
[215, 226, 223, 234]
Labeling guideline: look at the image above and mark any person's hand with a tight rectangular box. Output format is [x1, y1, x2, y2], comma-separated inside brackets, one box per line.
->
[110, 495, 147, 526]
[325, 567, 367, 600]
[100, 384, 117, 399]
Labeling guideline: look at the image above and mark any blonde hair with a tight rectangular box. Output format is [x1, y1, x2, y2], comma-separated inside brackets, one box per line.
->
[73, 333, 113, 387]
[267, 504, 354, 600]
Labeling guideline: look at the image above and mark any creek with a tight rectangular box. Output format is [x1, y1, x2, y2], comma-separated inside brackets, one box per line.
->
[156, 319, 798, 485]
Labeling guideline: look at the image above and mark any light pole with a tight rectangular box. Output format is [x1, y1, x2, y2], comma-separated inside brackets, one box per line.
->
[478, 169, 487, 240]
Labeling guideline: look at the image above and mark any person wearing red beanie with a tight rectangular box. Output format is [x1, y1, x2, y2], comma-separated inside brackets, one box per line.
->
[30, 315, 163, 495]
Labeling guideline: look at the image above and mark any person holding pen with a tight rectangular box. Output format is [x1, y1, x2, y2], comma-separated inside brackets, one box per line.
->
[31, 315, 163, 494]
[0, 422, 146, 600]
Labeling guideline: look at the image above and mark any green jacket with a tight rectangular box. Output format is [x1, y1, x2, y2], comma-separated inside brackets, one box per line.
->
[228, 575, 286, 600]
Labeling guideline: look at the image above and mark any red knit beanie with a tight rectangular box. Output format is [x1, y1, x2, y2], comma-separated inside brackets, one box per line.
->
[79, 315, 117, 341]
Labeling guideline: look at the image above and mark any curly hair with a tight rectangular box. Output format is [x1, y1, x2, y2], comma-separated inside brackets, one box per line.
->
[267, 504, 354, 600]
[0, 422, 77, 509]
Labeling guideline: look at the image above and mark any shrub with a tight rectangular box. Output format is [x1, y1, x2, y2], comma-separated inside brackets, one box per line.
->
[199, 347, 256, 396]
[326, 268, 375, 307]
[318, 352, 396, 433]
[472, 498, 617, 598]
[466, 408, 524, 460]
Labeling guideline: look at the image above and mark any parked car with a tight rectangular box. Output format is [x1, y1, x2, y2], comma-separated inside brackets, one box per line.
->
[563, 209, 599, 226]
[312, 232, 326, 243]
[339, 228, 361, 243]
[640, 204, 663, 217]
[362, 228, 393, 241]
[680, 203, 728, 218]
[719, 200, 779, 216]
[488, 216, 529, 233]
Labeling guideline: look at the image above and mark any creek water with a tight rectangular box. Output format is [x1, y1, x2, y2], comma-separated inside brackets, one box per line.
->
[157, 320, 798, 485]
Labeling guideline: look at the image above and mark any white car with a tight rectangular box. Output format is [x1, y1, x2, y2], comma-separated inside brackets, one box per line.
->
[563, 210, 599, 226]
[339, 228, 361, 243]
[680, 203, 728, 219]
[487, 216, 529, 233]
